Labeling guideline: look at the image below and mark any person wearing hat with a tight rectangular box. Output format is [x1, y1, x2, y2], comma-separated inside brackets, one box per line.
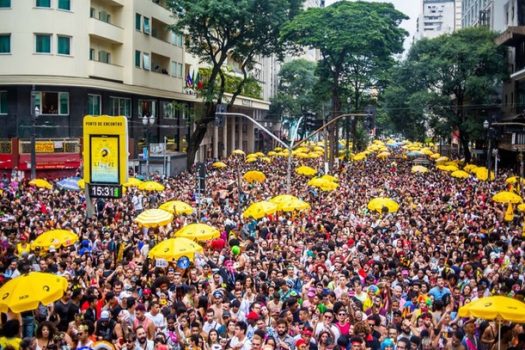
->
[462, 319, 479, 350]
[95, 310, 117, 342]
[16, 236, 30, 257]
[245, 311, 259, 340]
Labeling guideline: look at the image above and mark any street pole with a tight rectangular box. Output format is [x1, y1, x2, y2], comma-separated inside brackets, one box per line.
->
[286, 117, 304, 193]
[30, 86, 39, 180]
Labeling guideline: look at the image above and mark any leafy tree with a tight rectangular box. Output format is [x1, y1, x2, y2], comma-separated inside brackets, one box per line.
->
[169, 0, 303, 167]
[384, 27, 506, 161]
[281, 1, 407, 163]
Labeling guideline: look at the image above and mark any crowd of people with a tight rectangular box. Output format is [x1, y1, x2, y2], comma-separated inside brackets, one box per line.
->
[0, 145, 525, 350]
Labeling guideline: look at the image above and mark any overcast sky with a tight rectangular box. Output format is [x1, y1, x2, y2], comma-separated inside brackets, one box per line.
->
[325, 0, 419, 53]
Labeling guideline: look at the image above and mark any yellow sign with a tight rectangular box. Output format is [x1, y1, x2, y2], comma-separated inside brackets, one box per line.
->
[83, 115, 128, 185]
[35, 141, 54, 153]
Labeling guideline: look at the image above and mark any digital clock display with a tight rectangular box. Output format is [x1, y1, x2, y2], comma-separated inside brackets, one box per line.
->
[88, 184, 122, 199]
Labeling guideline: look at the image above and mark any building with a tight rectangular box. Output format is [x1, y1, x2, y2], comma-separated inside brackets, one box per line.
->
[416, 0, 457, 40]
[455, 0, 463, 30]
[0, 0, 270, 177]
[462, 0, 507, 30]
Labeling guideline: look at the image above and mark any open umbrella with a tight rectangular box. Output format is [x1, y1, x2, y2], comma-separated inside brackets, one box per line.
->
[295, 166, 317, 177]
[243, 171, 266, 183]
[0, 272, 68, 313]
[435, 156, 449, 164]
[243, 201, 278, 219]
[505, 176, 525, 185]
[77, 179, 85, 190]
[307, 178, 338, 191]
[57, 177, 81, 191]
[458, 296, 525, 350]
[29, 179, 53, 190]
[269, 195, 310, 212]
[436, 165, 459, 172]
[134, 209, 173, 228]
[123, 177, 143, 187]
[232, 149, 245, 156]
[174, 223, 220, 241]
[492, 191, 522, 204]
[139, 181, 165, 192]
[320, 174, 338, 182]
[411, 165, 429, 174]
[212, 161, 227, 169]
[353, 153, 367, 161]
[474, 167, 495, 181]
[368, 197, 399, 213]
[159, 200, 194, 215]
[451, 170, 470, 179]
[377, 151, 391, 159]
[148, 237, 203, 262]
[31, 229, 79, 251]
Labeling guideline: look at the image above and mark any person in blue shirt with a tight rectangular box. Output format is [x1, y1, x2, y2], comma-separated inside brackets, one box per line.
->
[428, 277, 451, 303]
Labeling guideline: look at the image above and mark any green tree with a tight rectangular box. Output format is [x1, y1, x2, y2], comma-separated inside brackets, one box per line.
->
[169, 0, 303, 168]
[384, 27, 506, 161]
[281, 1, 407, 163]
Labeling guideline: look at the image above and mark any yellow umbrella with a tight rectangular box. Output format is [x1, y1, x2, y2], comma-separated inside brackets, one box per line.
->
[29, 179, 53, 190]
[320, 174, 338, 182]
[411, 165, 429, 174]
[245, 157, 257, 163]
[260, 157, 271, 163]
[435, 156, 449, 164]
[307, 178, 339, 191]
[518, 203, 525, 212]
[353, 153, 367, 161]
[451, 170, 470, 179]
[148, 237, 203, 262]
[377, 151, 391, 159]
[474, 167, 495, 181]
[212, 161, 227, 169]
[506, 176, 525, 185]
[269, 195, 310, 212]
[174, 223, 220, 241]
[430, 153, 441, 159]
[232, 149, 245, 156]
[295, 166, 317, 177]
[77, 179, 85, 190]
[492, 191, 522, 204]
[123, 177, 143, 187]
[254, 152, 265, 157]
[0, 272, 68, 313]
[243, 170, 266, 183]
[243, 201, 278, 219]
[368, 197, 399, 213]
[134, 209, 173, 228]
[159, 200, 194, 215]
[268, 151, 277, 157]
[463, 164, 478, 173]
[31, 229, 79, 251]
[139, 181, 165, 192]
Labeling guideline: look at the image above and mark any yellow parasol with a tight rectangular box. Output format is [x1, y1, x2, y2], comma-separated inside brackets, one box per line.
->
[307, 178, 338, 191]
[29, 179, 53, 190]
[243, 201, 278, 219]
[295, 166, 317, 177]
[174, 223, 220, 241]
[377, 151, 391, 159]
[138, 181, 165, 192]
[411, 165, 429, 174]
[232, 149, 245, 156]
[269, 195, 310, 212]
[463, 164, 478, 173]
[450, 170, 470, 179]
[31, 229, 78, 251]
[320, 174, 338, 182]
[0, 272, 68, 313]
[212, 161, 227, 169]
[148, 238, 203, 262]
[492, 191, 522, 204]
[506, 176, 525, 185]
[436, 165, 459, 172]
[353, 153, 367, 161]
[134, 209, 173, 228]
[77, 179, 85, 190]
[159, 200, 194, 215]
[368, 197, 399, 213]
[243, 170, 266, 183]
[123, 177, 143, 187]
[474, 167, 495, 181]
[435, 156, 449, 164]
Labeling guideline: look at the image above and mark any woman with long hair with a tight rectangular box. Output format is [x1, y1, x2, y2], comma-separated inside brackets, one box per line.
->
[35, 322, 56, 350]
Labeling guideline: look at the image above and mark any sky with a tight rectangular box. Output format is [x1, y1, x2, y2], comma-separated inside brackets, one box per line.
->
[325, 0, 419, 53]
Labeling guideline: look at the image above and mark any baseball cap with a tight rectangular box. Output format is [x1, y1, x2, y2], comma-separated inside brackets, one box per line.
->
[296, 339, 306, 347]
[246, 311, 260, 321]
[213, 290, 224, 299]
[302, 329, 313, 337]
[100, 310, 110, 320]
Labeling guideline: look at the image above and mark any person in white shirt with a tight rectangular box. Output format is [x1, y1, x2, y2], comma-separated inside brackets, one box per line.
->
[229, 321, 252, 350]
[203, 308, 220, 335]
[145, 302, 165, 331]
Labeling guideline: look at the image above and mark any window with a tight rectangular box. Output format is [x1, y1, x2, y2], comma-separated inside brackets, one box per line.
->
[32, 91, 69, 115]
[143, 53, 150, 70]
[35, 0, 50, 7]
[90, 7, 95, 18]
[170, 32, 183, 46]
[58, 0, 70, 10]
[98, 50, 110, 64]
[143, 17, 150, 34]
[110, 97, 131, 117]
[99, 11, 110, 23]
[171, 61, 183, 78]
[138, 99, 155, 117]
[88, 95, 101, 115]
[135, 13, 142, 31]
[161, 101, 181, 119]
[0, 0, 10, 8]
[0, 34, 10, 53]
[35, 34, 51, 53]
[89, 48, 95, 60]
[57, 36, 70, 55]
[0, 91, 7, 115]
[135, 50, 141, 68]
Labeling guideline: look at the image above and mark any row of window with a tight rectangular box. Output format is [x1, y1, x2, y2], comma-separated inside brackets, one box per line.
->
[135, 12, 184, 47]
[0, 91, 186, 120]
[0, 0, 71, 10]
[0, 34, 70, 55]
[134, 50, 184, 78]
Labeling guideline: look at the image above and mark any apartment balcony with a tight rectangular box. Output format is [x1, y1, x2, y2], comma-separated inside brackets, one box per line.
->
[88, 17, 123, 44]
[103, 0, 124, 6]
[152, 17, 171, 44]
[88, 60, 123, 82]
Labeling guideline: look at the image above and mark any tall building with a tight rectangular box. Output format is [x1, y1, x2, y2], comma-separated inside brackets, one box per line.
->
[462, 0, 507, 31]
[416, 0, 457, 40]
[0, 0, 270, 176]
[455, 0, 463, 30]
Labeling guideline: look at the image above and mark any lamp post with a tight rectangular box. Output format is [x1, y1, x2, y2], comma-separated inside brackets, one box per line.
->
[30, 105, 40, 179]
[483, 119, 492, 181]
[142, 115, 155, 178]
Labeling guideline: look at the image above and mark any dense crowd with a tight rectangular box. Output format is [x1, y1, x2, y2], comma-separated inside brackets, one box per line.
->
[0, 147, 525, 350]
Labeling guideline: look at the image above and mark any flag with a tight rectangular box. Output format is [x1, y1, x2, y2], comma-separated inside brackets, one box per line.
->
[195, 71, 204, 90]
[191, 70, 196, 89]
[185, 72, 193, 88]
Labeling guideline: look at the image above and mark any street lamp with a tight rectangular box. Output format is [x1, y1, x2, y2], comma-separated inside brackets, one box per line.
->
[30, 105, 40, 179]
[483, 119, 492, 181]
[142, 115, 155, 178]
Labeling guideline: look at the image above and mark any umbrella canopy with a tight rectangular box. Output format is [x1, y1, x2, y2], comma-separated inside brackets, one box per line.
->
[307, 178, 338, 191]
[368, 197, 400, 213]
[174, 223, 220, 241]
[243, 171, 266, 183]
[353, 153, 367, 161]
[134, 209, 173, 228]
[269, 195, 310, 212]
[435, 156, 449, 164]
[212, 161, 227, 169]
[464, 164, 478, 173]
[436, 165, 459, 172]
[451, 170, 470, 179]
[31, 229, 79, 251]
[29, 179, 53, 190]
[295, 166, 317, 177]
[260, 157, 271, 163]
[139, 181, 165, 192]
[0, 272, 68, 313]
[77, 179, 85, 190]
[411, 165, 429, 174]
[148, 238, 203, 262]
[492, 191, 522, 204]
[57, 177, 81, 191]
[232, 149, 245, 156]
[430, 153, 441, 159]
[518, 203, 525, 212]
[474, 167, 495, 181]
[243, 201, 278, 219]
[458, 296, 525, 323]
[159, 200, 194, 215]
[506, 176, 525, 185]
[320, 174, 338, 182]
[123, 177, 143, 187]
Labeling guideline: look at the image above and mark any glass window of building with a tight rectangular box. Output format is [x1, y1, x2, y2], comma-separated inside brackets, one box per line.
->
[35, 34, 51, 53]
[110, 97, 131, 117]
[0, 91, 7, 115]
[88, 95, 101, 115]
[138, 100, 155, 118]
[0, 34, 10, 53]
[32, 92, 69, 115]
[57, 35, 70, 55]
[0, 0, 11, 8]
[58, 0, 70, 10]
[36, 0, 50, 7]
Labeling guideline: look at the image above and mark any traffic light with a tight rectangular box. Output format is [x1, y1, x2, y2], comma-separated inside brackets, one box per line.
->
[304, 111, 318, 133]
